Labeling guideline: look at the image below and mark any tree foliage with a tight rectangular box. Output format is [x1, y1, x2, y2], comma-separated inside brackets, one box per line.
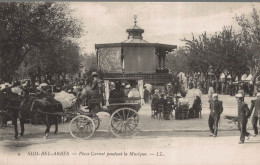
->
[79, 53, 98, 79]
[167, 26, 248, 83]
[0, 2, 82, 82]
[236, 8, 260, 82]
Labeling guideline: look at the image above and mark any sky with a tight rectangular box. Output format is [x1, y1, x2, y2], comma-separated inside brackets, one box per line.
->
[68, 2, 260, 54]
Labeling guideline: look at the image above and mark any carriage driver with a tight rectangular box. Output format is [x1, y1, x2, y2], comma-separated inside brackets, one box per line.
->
[80, 72, 101, 106]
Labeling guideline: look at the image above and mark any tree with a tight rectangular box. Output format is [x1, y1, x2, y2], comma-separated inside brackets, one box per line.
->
[219, 27, 247, 81]
[80, 53, 98, 73]
[180, 27, 247, 84]
[79, 53, 102, 81]
[236, 8, 260, 83]
[16, 39, 81, 88]
[0, 2, 82, 82]
[207, 27, 247, 82]
[183, 33, 210, 81]
[166, 47, 190, 75]
[0, 2, 35, 82]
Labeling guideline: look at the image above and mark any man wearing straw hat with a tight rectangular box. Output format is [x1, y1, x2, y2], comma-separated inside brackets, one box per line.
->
[236, 93, 251, 144]
[249, 92, 260, 137]
[208, 93, 223, 137]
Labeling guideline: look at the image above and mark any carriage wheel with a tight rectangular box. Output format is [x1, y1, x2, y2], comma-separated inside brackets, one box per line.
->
[92, 115, 100, 131]
[109, 108, 140, 137]
[69, 115, 95, 139]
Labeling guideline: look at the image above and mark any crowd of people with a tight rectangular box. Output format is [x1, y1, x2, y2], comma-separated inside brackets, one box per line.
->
[2, 74, 260, 144]
[0, 72, 147, 108]
[150, 86, 202, 120]
[189, 80, 255, 96]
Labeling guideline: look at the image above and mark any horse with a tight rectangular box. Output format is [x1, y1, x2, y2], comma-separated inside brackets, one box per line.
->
[29, 96, 63, 139]
[4, 89, 63, 139]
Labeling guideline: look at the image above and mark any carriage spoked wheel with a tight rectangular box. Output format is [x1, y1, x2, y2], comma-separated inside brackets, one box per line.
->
[69, 115, 95, 139]
[91, 115, 100, 131]
[109, 107, 140, 137]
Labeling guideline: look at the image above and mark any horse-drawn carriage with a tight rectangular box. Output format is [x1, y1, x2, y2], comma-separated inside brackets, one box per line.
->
[68, 77, 144, 139]
[0, 77, 144, 140]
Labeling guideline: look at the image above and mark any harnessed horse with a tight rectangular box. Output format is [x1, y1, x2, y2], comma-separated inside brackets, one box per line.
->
[3, 88, 63, 139]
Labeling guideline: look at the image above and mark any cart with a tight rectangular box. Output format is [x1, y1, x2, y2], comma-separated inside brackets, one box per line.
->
[67, 77, 145, 139]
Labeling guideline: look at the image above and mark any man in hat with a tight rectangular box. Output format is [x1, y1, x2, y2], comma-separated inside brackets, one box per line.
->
[236, 93, 251, 144]
[80, 72, 100, 106]
[90, 72, 100, 90]
[249, 93, 260, 136]
[237, 85, 245, 100]
[208, 93, 223, 137]
[110, 81, 125, 104]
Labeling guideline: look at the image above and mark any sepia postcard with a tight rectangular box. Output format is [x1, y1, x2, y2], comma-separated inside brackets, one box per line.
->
[0, 1, 260, 165]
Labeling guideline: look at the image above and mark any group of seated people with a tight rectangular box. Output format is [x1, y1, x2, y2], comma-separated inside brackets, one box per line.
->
[109, 80, 140, 104]
[151, 90, 174, 120]
[151, 91, 202, 120]
[177, 93, 202, 118]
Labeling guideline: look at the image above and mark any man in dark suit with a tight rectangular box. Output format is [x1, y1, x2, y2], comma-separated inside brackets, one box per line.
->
[208, 93, 223, 137]
[110, 81, 125, 104]
[249, 93, 260, 136]
[236, 93, 251, 144]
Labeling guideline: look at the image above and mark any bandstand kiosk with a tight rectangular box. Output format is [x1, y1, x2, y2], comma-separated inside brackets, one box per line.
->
[95, 16, 177, 87]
